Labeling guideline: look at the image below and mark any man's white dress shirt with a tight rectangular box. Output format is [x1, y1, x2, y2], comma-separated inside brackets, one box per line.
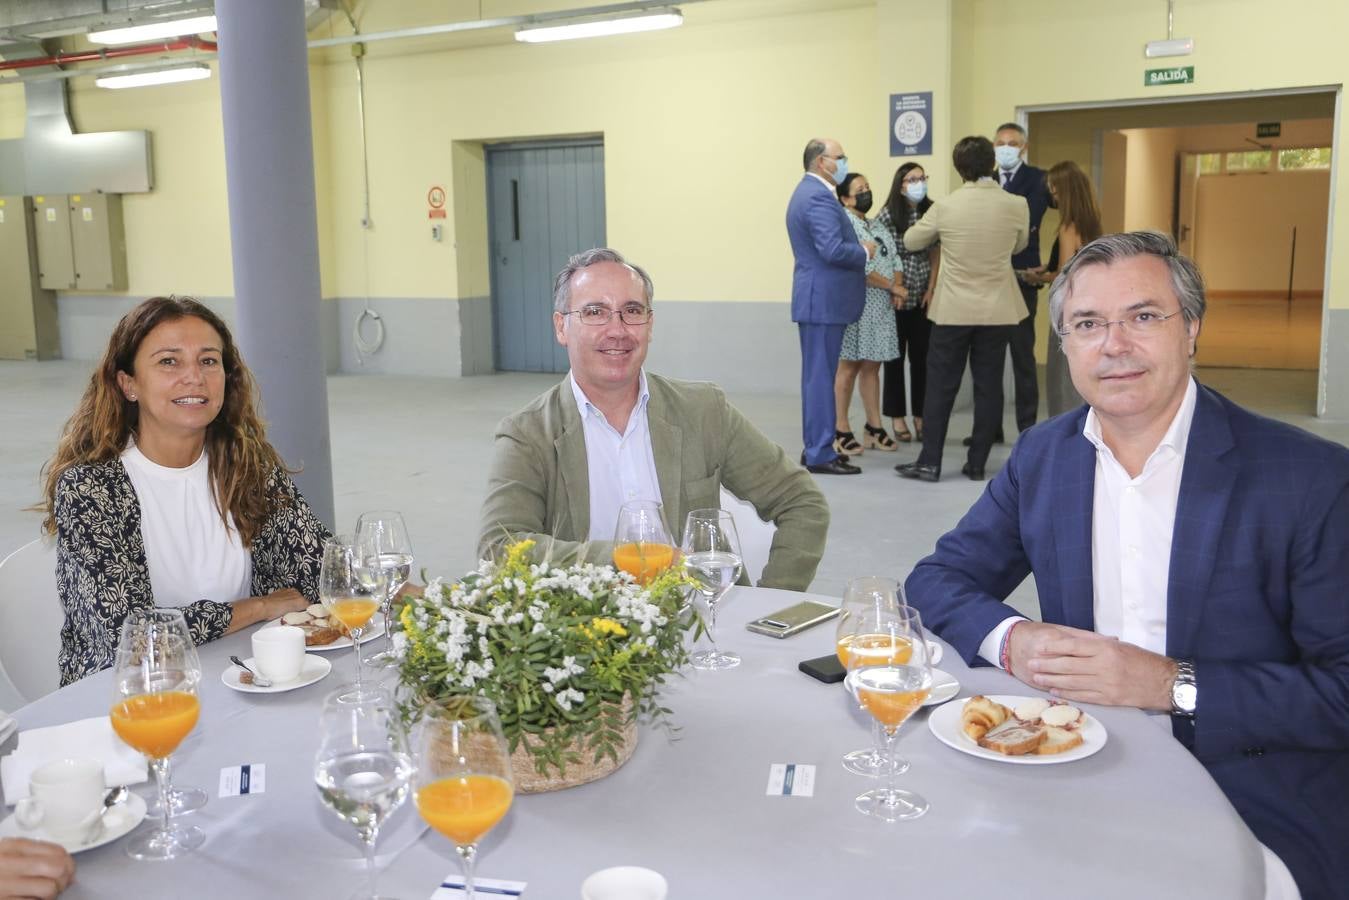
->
[569, 371, 663, 542]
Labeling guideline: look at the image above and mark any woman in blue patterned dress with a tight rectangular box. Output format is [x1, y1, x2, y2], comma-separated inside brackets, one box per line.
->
[833, 172, 902, 456]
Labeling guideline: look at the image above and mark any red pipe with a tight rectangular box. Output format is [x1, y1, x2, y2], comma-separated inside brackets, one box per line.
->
[0, 35, 217, 72]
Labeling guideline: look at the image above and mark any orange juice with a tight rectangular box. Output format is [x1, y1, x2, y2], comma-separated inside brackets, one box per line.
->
[416, 775, 514, 845]
[836, 633, 913, 668]
[859, 687, 930, 730]
[110, 691, 200, 759]
[612, 542, 675, 584]
[329, 598, 379, 630]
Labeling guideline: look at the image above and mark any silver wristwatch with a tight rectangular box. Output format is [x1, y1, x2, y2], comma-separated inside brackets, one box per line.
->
[1170, 659, 1197, 718]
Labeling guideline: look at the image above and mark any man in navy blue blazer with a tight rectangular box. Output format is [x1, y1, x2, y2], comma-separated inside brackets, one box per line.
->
[906, 231, 1348, 899]
[786, 137, 870, 475]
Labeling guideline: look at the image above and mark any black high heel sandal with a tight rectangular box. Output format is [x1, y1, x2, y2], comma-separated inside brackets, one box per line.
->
[863, 423, 897, 451]
[834, 430, 863, 455]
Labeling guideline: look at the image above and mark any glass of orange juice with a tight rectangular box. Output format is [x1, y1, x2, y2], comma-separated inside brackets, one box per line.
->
[320, 536, 387, 688]
[413, 697, 514, 900]
[612, 500, 675, 585]
[842, 605, 933, 822]
[109, 608, 204, 860]
[836, 576, 908, 777]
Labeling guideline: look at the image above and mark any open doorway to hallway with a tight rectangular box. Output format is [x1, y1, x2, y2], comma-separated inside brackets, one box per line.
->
[1027, 90, 1336, 415]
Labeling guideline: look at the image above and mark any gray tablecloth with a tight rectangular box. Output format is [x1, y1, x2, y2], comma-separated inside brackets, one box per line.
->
[5, 587, 1263, 899]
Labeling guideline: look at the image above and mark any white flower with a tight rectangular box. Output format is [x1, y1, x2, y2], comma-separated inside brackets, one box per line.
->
[555, 687, 585, 711]
[531, 621, 547, 635]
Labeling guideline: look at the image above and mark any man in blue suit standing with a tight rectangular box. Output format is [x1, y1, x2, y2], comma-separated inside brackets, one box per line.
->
[906, 231, 1348, 900]
[786, 137, 871, 475]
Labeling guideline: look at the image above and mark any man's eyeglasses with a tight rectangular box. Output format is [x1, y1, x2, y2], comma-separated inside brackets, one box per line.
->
[1056, 309, 1182, 346]
[825, 154, 848, 164]
[562, 304, 653, 326]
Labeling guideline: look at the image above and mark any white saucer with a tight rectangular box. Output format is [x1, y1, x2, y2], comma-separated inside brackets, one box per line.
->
[257, 615, 386, 651]
[922, 668, 960, 707]
[222, 654, 332, 693]
[0, 792, 147, 853]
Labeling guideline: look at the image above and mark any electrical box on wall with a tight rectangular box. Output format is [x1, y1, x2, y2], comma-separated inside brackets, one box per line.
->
[31, 193, 129, 292]
[0, 196, 60, 361]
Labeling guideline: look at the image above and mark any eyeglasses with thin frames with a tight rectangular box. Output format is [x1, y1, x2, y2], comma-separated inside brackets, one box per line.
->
[1056, 309, 1183, 346]
[561, 304, 653, 326]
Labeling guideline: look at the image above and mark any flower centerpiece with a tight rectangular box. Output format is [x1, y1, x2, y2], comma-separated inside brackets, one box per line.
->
[396, 540, 695, 792]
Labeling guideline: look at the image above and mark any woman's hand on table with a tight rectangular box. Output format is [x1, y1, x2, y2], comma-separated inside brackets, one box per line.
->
[0, 838, 75, 900]
[225, 588, 309, 633]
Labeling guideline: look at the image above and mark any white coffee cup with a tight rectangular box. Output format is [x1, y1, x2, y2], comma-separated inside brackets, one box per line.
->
[14, 758, 106, 843]
[251, 625, 306, 683]
[581, 867, 668, 900]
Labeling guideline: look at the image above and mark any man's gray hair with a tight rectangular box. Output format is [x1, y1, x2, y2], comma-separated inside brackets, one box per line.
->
[552, 247, 655, 315]
[1048, 230, 1206, 338]
[803, 139, 826, 172]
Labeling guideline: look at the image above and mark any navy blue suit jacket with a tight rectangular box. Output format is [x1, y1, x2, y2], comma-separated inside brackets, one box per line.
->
[786, 175, 866, 324]
[906, 384, 1349, 899]
[1002, 162, 1050, 269]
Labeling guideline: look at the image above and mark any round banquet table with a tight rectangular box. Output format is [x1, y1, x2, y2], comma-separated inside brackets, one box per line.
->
[4, 587, 1263, 899]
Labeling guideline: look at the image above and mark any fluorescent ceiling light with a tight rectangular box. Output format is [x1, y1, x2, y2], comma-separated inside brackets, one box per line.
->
[516, 8, 682, 43]
[88, 15, 217, 45]
[1145, 37, 1194, 58]
[95, 63, 211, 90]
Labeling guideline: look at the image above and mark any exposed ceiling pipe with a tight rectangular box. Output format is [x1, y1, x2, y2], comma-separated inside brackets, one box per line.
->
[0, 34, 216, 72]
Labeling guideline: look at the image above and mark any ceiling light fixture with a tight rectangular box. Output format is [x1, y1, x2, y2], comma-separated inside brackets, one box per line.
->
[515, 7, 682, 43]
[88, 14, 218, 46]
[95, 62, 211, 90]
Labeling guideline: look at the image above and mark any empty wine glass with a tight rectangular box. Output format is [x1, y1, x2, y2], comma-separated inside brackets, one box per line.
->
[611, 500, 675, 585]
[355, 511, 414, 668]
[108, 609, 204, 860]
[836, 576, 909, 777]
[314, 685, 412, 900]
[682, 508, 744, 670]
[413, 697, 515, 900]
[843, 605, 934, 822]
[320, 536, 387, 687]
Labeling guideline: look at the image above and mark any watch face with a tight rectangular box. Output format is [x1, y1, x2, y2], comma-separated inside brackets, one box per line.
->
[1174, 682, 1197, 713]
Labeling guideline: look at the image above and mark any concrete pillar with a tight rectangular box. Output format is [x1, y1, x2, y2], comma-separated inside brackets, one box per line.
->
[215, 0, 335, 528]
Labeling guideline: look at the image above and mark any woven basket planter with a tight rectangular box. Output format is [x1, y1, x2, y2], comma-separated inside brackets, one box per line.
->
[510, 698, 638, 794]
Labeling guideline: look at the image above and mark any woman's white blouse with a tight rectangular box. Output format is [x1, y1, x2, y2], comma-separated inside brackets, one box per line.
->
[119, 442, 252, 607]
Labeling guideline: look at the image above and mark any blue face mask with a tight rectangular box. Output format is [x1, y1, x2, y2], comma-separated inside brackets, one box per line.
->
[830, 156, 848, 185]
[904, 182, 927, 203]
[995, 144, 1022, 171]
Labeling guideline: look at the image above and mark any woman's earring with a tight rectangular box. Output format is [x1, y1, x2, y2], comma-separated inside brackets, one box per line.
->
[128, 394, 137, 401]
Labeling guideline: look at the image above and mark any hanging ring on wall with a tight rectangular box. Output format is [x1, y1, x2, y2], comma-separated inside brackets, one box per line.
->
[354, 307, 385, 365]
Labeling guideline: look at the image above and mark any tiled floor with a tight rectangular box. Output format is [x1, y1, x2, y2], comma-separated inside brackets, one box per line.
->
[3, 361, 1345, 622]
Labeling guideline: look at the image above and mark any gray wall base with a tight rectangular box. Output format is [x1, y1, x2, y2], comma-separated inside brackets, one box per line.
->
[1322, 308, 1349, 419]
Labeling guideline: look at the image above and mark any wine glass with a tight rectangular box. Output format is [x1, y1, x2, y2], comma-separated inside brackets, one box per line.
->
[108, 609, 204, 860]
[843, 605, 934, 822]
[355, 511, 415, 668]
[682, 508, 744, 670]
[836, 576, 908, 777]
[320, 536, 387, 687]
[314, 685, 412, 900]
[413, 697, 515, 900]
[611, 500, 675, 584]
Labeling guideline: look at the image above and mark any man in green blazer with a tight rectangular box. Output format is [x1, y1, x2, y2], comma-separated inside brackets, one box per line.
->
[477, 248, 829, 591]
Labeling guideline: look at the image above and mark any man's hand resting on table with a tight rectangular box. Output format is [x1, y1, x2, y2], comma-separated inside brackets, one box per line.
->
[1007, 622, 1178, 712]
[0, 838, 75, 900]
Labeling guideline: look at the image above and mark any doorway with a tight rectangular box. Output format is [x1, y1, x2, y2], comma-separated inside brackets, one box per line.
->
[487, 139, 606, 373]
[1024, 88, 1337, 415]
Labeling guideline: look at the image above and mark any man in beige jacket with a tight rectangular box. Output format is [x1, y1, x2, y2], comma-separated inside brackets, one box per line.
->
[477, 248, 829, 591]
[896, 136, 1029, 482]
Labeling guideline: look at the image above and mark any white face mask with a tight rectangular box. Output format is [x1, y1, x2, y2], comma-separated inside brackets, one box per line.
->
[904, 182, 927, 203]
[995, 144, 1022, 171]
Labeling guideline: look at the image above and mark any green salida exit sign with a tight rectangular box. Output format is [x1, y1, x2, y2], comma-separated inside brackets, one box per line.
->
[1145, 66, 1195, 87]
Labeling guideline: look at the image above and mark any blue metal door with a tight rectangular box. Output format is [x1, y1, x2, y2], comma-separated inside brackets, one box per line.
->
[488, 140, 606, 373]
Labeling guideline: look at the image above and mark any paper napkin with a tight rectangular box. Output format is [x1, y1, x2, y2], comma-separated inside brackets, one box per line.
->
[1, 716, 147, 804]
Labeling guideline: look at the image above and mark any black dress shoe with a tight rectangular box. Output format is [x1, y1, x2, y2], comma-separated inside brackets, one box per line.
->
[961, 463, 986, 481]
[963, 433, 1005, 447]
[895, 462, 940, 482]
[807, 458, 861, 475]
[801, 451, 848, 465]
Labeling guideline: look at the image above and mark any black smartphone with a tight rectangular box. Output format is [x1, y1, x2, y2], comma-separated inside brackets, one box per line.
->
[798, 653, 846, 684]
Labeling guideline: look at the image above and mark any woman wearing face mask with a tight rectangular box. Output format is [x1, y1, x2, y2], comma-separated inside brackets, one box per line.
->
[876, 163, 940, 443]
[1021, 160, 1101, 415]
[832, 172, 902, 456]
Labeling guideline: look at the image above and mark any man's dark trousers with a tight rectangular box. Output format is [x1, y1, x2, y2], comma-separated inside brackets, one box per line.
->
[916, 324, 1012, 473]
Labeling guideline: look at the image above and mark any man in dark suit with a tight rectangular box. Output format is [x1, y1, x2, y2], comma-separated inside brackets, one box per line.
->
[786, 137, 871, 475]
[906, 231, 1349, 900]
[970, 122, 1051, 445]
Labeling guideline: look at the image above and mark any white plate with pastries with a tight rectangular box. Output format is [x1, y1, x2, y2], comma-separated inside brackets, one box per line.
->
[256, 604, 386, 651]
[927, 694, 1108, 765]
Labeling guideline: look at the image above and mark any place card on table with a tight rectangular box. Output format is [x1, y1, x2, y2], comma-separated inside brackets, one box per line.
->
[765, 762, 815, 797]
[218, 763, 266, 797]
[432, 875, 526, 898]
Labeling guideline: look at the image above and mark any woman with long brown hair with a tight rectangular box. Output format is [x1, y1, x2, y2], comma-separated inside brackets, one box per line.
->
[42, 296, 330, 685]
[1022, 160, 1103, 416]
